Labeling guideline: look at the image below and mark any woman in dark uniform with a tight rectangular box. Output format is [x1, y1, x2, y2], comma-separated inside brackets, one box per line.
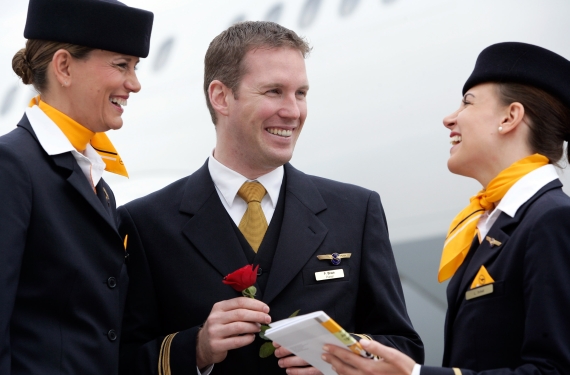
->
[0, 0, 153, 374]
[322, 42, 570, 375]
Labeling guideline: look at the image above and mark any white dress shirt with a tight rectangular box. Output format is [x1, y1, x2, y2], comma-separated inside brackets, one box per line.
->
[25, 105, 106, 190]
[411, 163, 559, 375]
[208, 154, 284, 226]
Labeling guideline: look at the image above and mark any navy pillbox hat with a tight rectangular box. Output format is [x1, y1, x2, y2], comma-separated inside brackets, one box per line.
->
[463, 42, 570, 111]
[24, 0, 154, 58]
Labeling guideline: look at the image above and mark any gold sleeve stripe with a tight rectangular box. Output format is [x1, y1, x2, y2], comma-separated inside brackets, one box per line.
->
[158, 333, 178, 375]
[123, 234, 128, 250]
[452, 368, 462, 375]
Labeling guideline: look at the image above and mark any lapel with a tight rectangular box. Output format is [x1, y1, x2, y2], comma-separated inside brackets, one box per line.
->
[451, 214, 513, 306]
[18, 115, 119, 235]
[448, 179, 563, 308]
[179, 161, 250, 279]
[262, 164, 328, 305]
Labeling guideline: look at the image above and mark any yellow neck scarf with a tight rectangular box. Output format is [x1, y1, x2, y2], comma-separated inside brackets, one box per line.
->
[30, 96, 128, 177]
[438, 154, 549, 282]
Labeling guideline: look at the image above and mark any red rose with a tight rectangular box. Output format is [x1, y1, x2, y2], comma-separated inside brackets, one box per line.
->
[223, 264, 259, 292]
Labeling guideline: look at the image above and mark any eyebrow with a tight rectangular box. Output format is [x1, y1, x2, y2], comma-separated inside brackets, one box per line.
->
[260, 83, 310, 91]
[464, 93, 475, 99]
[117, 56, 140, 65]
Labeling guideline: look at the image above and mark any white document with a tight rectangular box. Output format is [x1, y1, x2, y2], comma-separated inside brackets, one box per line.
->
[264, 311, 367, 375]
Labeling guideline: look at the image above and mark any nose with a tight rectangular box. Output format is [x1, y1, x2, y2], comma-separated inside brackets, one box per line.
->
[125, 71, 141, 93]
[443, 108, 458, 129]
[279, 93, 301, 120]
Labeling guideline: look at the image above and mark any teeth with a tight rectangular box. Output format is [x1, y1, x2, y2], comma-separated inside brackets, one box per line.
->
[110, 97, 127, 107]
[267, 128, 292, 137]
[450, 135, 462, 145]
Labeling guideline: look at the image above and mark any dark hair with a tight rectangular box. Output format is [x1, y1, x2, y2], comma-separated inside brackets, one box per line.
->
[497, 83, 570, 166]
[203, 21, 311, 124]
[12, 39, 93, 93]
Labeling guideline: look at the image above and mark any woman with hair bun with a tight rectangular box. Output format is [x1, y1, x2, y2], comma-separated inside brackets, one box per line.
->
[322, 42, 570, 375]
[0, 0, 153, 374]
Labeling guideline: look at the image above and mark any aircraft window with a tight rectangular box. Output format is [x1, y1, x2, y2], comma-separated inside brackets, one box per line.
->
[1, 85, 19, 116]
[298, 0, 322, 28]
[339, 0, 360, 16]
[265, 4, 283, 23]
[230, 14, 247, 25]
[153, 37, 175, 72]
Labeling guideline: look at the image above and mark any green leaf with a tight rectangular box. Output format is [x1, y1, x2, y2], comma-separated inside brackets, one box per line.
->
[259, 342, 276, 358]
[259, 324, 270, 340]
[289, 309, 300, 318]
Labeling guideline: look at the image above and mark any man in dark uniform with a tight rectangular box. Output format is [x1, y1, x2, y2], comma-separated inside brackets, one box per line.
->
[0, 1, 153, 374]
[119, 21, 423, 375]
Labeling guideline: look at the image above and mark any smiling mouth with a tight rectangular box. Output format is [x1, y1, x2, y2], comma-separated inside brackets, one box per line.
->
[267, 128, 293, 137]
[450, 135, 462, 146]
[110, 97, 127, 108]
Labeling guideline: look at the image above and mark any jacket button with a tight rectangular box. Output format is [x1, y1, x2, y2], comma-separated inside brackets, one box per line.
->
[107, 329, 117, 341]
[107, 277, 117, 289]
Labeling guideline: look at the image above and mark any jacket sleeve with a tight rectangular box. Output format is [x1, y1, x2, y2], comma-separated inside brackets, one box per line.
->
[354, 191, 425, 364]
[0, 142, 33, 374]
[421, 204, 570, 375]
[118, 206, 201, 375]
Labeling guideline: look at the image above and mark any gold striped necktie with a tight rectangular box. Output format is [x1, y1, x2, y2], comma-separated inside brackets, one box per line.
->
[237, 181, 268, 253]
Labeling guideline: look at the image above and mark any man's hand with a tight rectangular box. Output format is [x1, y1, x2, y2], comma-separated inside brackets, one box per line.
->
[274, 342, 323, 375]
[196, 297, 271, 369]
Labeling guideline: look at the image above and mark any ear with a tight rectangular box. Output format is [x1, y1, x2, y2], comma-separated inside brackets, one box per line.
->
[208, 80, 232, 119]
[499, 102, 525, 134]
[51, 49, 73, 88]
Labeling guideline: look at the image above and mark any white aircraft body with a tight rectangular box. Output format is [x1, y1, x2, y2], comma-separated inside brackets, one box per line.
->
[1, 0, 569, 365]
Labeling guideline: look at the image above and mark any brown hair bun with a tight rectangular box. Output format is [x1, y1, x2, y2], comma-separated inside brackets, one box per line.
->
[12, 48, 33, 85]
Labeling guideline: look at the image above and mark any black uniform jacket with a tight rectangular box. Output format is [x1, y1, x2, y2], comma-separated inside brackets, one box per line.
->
[422, 180, 570, 375]
[0, 115, 128, 375]
[118, 161, 424, 375]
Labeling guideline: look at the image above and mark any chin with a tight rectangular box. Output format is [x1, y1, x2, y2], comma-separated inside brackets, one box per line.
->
[105, 120, 124, 131]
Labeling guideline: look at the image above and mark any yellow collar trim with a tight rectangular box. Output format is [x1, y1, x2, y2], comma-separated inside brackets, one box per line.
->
[29, 96, 128, 177]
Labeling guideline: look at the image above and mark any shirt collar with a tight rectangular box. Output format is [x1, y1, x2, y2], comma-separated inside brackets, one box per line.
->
[208, 153, 284, 208]
[489, 164, 559, 220]
[26, 104, 77, 156]
[25, 104, 105, 166]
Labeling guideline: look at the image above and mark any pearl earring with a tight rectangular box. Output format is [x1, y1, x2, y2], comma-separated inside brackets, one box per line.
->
[498, 126, 503, 132]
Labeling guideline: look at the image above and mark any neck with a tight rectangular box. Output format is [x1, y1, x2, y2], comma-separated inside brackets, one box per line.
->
[212, 149, 277, 180]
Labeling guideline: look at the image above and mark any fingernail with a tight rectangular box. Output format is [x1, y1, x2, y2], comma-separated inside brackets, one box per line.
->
[278, 359, 283, 367]
[321, 354, 327, 361]
[331, 366, 337, 371]
[323, 345, 329, 352]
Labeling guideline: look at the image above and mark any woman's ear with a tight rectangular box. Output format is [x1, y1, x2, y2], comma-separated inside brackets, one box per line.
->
[51, 49, 73, 87]
[499, 102, 525, 134]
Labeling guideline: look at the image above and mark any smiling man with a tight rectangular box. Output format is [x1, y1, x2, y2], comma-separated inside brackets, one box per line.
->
[118, 21, 423, 375]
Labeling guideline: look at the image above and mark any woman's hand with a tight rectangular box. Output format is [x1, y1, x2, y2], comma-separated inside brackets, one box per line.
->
[321, 339, 416, 375]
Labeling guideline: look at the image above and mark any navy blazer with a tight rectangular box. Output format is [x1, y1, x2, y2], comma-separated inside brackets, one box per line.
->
[0, 115, 128, 375]
[422, 180, 570, 375]
[118, 161, 424, 374]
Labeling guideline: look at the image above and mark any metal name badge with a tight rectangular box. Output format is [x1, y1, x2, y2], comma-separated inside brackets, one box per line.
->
[465, 283, 494, 300]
